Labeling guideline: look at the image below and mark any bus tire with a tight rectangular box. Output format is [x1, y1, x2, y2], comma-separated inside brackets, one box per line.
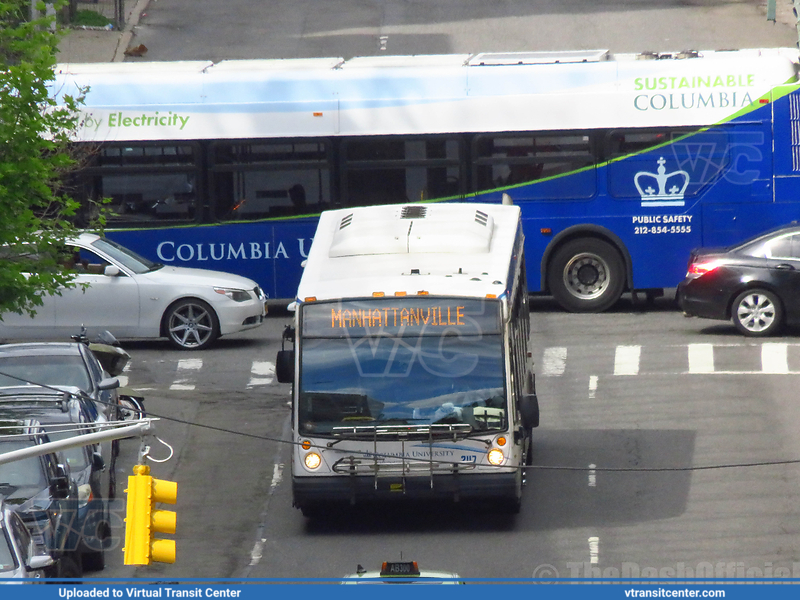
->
[548, 238, 625, 313]
[163, 298, 220, 350]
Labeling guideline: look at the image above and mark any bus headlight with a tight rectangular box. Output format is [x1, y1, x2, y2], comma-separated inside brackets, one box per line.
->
[487, 448, 505, 466]
[304, 452, 322, 469]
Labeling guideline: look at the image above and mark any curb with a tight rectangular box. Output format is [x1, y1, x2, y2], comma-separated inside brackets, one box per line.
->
[112, 0, 152, 62]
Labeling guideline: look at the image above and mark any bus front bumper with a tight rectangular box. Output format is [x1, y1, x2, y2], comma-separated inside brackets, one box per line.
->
[292, 472, 519, 507]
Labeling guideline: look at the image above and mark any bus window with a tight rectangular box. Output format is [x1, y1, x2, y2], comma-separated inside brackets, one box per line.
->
[76, 143, 200, 225]
[606, 128, 728, 200]
[472, 132, 596, 198]
[342, 137, 463, 205]
[210, 140, 332, 220]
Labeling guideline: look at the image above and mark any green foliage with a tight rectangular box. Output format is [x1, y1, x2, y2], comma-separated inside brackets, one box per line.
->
[72, 9, 113, 28]
[0, 0, 99, 317]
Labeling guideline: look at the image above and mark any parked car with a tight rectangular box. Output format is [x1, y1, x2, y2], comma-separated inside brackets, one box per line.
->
[0, 499, 53, 580]
[0, 232, 267, 350]
[0, 390, 115, 572]
[677, 223, 800, 337]
[73, 329, 146, 422]
[0, 341, 121, 422]
[0, 420, 82, 578]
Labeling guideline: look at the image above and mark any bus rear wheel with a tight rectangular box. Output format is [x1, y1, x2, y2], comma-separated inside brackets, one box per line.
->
[548, 238, 625, 313]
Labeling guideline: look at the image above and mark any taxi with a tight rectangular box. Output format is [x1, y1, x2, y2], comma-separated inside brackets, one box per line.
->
[342, 561, 462, 584]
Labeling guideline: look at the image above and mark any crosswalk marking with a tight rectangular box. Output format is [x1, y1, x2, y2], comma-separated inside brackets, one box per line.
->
[247, 361, 275, 388]
[120, 342, 800, 393]
[171, 357, 203, 390]
[762, 343, 788, 374]
[614, 345, 640, 376]
[688, 343, 714, 374]
[542, 347, 567, 376]
[177, 358, 203, 370]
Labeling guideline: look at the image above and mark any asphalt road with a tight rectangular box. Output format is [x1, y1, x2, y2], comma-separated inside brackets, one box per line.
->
[70, 0, 800, 581]
[128, 0, 799, 62]
[88, 295, 800, 580]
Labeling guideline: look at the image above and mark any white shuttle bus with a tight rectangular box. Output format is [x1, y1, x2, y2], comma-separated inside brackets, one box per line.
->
[276, 202, 539, 516]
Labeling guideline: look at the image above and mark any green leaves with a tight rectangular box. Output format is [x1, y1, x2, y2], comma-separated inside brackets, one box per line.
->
[0, 0, 98, 317]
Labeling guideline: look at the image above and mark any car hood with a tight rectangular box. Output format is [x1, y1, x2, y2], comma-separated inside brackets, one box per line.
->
[142, 265, 259, 290]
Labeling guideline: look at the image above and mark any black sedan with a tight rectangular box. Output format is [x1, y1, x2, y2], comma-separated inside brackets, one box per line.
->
[677, 223, 800, 337]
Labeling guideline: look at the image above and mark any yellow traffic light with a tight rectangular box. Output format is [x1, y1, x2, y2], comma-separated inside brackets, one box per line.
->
[123, 464, 178, 565]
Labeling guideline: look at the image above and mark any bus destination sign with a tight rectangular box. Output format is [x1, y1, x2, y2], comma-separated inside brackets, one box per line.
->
[302, 298, 500, 337]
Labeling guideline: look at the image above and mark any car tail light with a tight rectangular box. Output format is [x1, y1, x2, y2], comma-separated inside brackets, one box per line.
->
[686, 260, 720, 278]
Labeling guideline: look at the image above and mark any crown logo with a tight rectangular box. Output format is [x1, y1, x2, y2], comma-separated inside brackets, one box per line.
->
[634, 157, 690, 207]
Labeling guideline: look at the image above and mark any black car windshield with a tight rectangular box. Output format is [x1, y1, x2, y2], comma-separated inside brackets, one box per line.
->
[0, 355, 91, 392]
[47, 430, 89, 472]
[0, 442, 47, 489]
[91, 237, 162, 274]
[299, 298, 506, 436]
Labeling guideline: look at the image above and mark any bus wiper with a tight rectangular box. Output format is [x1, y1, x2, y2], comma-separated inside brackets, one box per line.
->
[148, 263, 165, 272]
[326, 418, 423, 447]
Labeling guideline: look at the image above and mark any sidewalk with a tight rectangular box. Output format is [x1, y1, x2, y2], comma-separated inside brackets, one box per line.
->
[56, 0, 150, 64]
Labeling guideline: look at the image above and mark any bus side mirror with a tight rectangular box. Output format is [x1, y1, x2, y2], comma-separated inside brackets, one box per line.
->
[276, 350, 294, 383]
[519, 393, 539, 429]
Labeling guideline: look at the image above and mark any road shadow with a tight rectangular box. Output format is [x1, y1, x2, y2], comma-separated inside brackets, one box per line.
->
[529, 289, 681, 316]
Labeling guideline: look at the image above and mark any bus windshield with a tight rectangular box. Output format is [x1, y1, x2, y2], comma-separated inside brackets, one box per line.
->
[298, 298, 506, 436]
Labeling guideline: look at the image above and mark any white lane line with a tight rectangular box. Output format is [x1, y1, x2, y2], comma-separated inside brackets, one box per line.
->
[588, 463, 597, 487]
[270, 463, 284, 489]
[542, 347, 567, 376]
[248, 458, 286, 568]
[614, 345, 640, 376]
[688, 343, 714, 374]
[588, 375, 598, 398]
[588, 536, 600, 564]
[762, 343, 788, 374]
[248, 361, 275, 388]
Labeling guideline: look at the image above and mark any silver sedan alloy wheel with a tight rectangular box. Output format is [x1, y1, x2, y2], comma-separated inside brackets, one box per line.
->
[166, 301, 217, 349]
[734, 290, 780, 335]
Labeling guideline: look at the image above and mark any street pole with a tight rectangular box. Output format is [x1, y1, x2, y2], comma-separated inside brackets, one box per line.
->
[0, 420, 154, 466]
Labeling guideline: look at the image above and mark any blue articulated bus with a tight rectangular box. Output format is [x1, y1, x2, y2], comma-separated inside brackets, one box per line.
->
[52, 48, 800, 311]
